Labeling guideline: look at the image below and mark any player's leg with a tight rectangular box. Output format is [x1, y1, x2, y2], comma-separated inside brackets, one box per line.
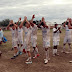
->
[44, 47, 50, 64]
[32, 38, 39, 58]
[11, 41, 18, 59]
[25, 44, 32, 64]
[62, 37, 67, 53]
[53, 41, 56, 56]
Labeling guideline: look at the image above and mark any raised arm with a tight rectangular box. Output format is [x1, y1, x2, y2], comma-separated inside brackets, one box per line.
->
[68, 21, 72, 29]
[7, 22, 11, 30]
[19, 17, 26, 28]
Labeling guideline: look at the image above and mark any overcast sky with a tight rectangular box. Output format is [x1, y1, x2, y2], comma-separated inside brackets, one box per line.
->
[0, 0, 72, 24]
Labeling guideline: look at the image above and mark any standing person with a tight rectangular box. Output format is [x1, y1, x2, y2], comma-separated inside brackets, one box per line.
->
[30, 15, 39, 58]
[53, 24, 61, 56]
[62, 18, 72, 53]
[0, 28, 3, 44]
[0, 28, 3, 56]
[19, 16, 32, 64]
[15, 18, 23, 55]
[7, 20, 19, 59]
[38, 17, 50, 64]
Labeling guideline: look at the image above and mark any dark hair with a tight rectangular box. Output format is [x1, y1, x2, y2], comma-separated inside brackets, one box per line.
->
[41, 22, 44, 26]
[15, 22, 17, 24]
[33, 21, 36, 24]
[10, 24, 14, 27]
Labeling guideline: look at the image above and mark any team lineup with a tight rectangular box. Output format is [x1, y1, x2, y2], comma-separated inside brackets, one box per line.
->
[0, 15, 72, 64]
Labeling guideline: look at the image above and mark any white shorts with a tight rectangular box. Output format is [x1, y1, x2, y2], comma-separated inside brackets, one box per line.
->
[31, 38, 37, 47]
[53, 41, 59, 46]
[23, 39, 30, 51]
[18, 39, 23, 44]
[12, 39, 17, 48]
[0, 38, 2, 42]
[43, 40, 50, 48]
[63, 36, 72, 44]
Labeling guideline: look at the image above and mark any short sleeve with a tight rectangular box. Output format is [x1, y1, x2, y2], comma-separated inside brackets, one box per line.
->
[53, 28, 56, 32]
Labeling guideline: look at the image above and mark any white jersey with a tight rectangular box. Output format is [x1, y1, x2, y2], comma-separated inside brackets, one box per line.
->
[0, 30, 3, 38]
[31, 24, 37, 39]
[41, 26, 50, 41]
[18, 27, 23, 39]
[65, 25, 72, 37]
[23, 26, 31, 42]
[53, 28, 60, 41]
[10, 28, 17, 41]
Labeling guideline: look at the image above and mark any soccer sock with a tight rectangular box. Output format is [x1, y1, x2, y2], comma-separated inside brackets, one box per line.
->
[55, 49, 57, 54]
[63, 45, 65, 52]
[35, 47, 39, 54]
[45, 50, 49, 60]
[18, 46, 20, 51]
[14, 53, 16, 56]
[16, 52, 19, 55]
[53, 49, 55, 55]
[69, 45, 71, 52]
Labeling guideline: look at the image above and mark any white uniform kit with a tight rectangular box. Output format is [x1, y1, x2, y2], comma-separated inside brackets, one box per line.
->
[31, 24, 37, 47]
[17, 27, 23, 44]
[41, 26, 50, 48]
[64, 25, 72, 43]
[23, 26, 31, 51]
[10, 28, 17, 48]
[53, 28, 60, 46]
[0, 30, 3, 42]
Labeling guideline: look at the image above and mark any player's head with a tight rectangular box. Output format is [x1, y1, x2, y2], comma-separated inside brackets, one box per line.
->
[10, 20, 13, 24]
[33, 21, 36, 24]
[42, 17, 45, 21]
[55, 24, 58, 28]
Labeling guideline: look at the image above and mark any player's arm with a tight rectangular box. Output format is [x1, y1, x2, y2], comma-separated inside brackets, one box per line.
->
[58, 27, 61, 33]
[7, 22, 12, 30]
[53, 28, 59, 33]
[30, 15, 35, 23]
[68, 21, 72, 29]
[13, 23, 18, 29]
[19, 17, 26, 28]
[25, 17, 30, 26]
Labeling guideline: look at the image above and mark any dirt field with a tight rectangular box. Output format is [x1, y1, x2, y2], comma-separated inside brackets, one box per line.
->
[0, 29, 72, 72]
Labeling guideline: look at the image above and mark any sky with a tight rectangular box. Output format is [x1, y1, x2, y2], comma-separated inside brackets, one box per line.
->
[0, 0, 72, 24]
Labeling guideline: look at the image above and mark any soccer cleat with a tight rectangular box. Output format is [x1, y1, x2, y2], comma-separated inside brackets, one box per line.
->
[69, 61, 72, 63]
[11, 56, 16, 59]
[55, 53, 59, 56]
[65, 52, 71, 54]
[44, 59, 48, 64]
[44, 58, 50, 61]
[33, 54, 40, 59]
[26, 58, 32, 64]
[19, 51, 22, 55]
[25, 61, 32, 64]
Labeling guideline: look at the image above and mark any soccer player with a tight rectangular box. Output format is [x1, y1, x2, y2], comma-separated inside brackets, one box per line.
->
[30, 15, 39, 58]
[19, 16, 32, 64]
[62, 18, 72, 53]
[15, 18, 23, 55]
[53, 23, 61, 56]
[38, 17, 50, 64]
[7, 20, 19, 59]
[0, 28, 3, 56]
[0, 28, 3, 44]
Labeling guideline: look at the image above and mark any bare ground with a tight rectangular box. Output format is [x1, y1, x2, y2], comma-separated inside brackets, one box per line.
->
[0, 30, 72, 72]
